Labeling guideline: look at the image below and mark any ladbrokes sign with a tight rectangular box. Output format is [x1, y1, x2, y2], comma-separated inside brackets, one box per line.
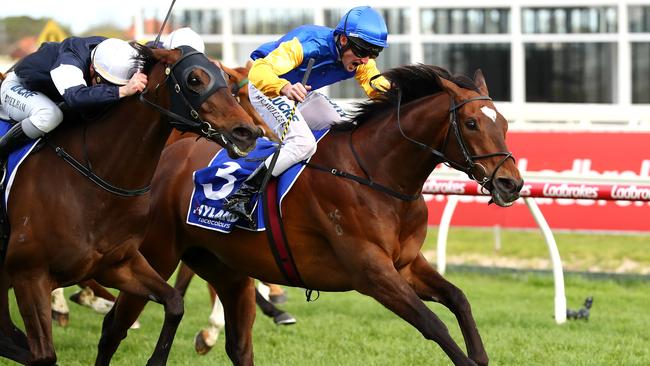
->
[425, 131, 650, 232]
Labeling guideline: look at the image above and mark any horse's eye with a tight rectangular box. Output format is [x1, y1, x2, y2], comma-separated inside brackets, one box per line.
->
[465, 119, 478, 130]
[188, 74, 202, 86]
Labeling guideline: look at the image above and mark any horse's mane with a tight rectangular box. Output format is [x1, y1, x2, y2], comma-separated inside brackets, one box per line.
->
[129, 41, 156, 75]
[349, 64, 479, 127]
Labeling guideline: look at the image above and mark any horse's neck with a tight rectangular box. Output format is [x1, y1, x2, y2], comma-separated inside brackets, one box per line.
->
[79, 96, 171, 188]
[356, 93, 450, 195]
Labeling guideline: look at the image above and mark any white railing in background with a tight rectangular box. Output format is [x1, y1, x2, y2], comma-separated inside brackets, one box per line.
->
[425, 171, 650, 324]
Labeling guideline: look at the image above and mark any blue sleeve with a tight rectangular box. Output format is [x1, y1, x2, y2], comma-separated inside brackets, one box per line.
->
[61, 84, 120, 109]
[51, 37, 120, 108]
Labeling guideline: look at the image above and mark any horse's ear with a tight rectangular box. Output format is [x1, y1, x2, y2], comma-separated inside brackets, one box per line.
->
[434, 73, 464, 97]
[151, 48, 178, 65]
[245, 60, 253, 70]
[473, 69, 489, 96]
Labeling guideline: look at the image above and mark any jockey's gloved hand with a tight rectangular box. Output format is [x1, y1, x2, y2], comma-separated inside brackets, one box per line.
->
[280, 82, 311, 102]
[119, 72, 148, 98]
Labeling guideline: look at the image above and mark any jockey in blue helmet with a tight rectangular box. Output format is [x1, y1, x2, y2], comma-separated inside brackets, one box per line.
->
[334, 5, 388, 62]
[224, 6, 391, 228]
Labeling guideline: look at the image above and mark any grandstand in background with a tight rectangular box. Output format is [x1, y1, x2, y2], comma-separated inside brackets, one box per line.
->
[133, 0, 650, 129]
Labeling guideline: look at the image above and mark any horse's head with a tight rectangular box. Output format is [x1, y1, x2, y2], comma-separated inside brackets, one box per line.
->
[434, 69, 523, 206]
[220, 61, 280, 142]
[142, 45, 262, 158]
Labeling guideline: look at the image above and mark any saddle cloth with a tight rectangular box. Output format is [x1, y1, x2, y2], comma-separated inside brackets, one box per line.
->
[186, 129, 329, 232]
[1, 120, 40, 207]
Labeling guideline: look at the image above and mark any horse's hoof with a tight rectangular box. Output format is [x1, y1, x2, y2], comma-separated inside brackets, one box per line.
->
[51, 310, 69, 328]
[194, 330, 213, 355]
[274, 312, 296, 325]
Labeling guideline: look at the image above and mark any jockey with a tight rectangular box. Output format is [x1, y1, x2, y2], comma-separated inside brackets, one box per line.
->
[145, 27, 206, 53]
[0, 37, 147, 162]
[162, 27, 206, 53]
[225, 5, 391, 226]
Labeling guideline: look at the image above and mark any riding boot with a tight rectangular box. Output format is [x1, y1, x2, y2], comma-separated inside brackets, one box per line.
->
[224, 163, 269, 229]
[0, 123, 31, 162]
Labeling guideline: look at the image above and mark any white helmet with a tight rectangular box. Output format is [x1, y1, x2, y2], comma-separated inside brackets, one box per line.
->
[163, 27, 205, 53]
[91, 38, 139, 85]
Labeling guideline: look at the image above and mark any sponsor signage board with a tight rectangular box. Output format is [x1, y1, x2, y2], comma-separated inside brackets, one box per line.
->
[425, 131, 650, 232]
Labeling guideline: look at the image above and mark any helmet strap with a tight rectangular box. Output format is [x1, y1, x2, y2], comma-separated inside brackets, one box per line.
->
[335, 34, 351, 62]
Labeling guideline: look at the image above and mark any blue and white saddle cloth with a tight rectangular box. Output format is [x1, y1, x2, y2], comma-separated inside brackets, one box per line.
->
[186, 129, 329, 232]
[1, 120, 40, 207]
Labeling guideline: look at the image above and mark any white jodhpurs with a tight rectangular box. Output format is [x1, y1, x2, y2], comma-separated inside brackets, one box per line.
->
[0, 72, 63, 138]
[248, 84, 348, 176]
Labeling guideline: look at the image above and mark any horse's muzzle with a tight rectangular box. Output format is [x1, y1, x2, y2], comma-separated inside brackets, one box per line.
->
[490, 176, 524, 207]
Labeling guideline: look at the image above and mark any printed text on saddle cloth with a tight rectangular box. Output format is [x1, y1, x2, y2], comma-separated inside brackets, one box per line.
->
[187, 130, 328, 233]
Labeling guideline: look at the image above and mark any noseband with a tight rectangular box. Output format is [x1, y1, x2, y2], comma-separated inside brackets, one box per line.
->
[395, 88, 514, 190]
[139, 46, 228, 140]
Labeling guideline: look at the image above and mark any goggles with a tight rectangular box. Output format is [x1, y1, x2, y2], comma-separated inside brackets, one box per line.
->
[347, 37, 383, 59]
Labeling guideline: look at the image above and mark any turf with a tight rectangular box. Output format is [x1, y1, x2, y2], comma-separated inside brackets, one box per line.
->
[2, 227, 649, 365]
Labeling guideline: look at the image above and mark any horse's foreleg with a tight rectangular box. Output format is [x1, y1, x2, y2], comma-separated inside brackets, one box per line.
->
[403, 254, 488, 366]
[182, 248, 256, 366]
[12, 272, 57, 365]
[194, 293, 225, 355]
[50, 288, 69, 327]
[95, 292, 148, 366]
[255, 289, 296, 325]
[173, 263, 195, 298]
[0, 268, 30, 364]
[94, 253, 183, 366]
[349, 248, 477, 366]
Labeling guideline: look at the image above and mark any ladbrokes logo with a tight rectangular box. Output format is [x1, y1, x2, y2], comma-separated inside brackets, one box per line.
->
[611, 185, 650, 200]
[423, 180, 466, 194]
[542, 183, 599, 199]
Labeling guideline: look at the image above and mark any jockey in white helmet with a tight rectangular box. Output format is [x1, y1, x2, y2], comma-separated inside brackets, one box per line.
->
[162, 27, 206, 53]
[224, 5, 391, 228]
[0, 37, 147, 161]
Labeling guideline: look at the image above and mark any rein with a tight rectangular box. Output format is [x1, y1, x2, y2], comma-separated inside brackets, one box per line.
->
[51, 50, 228, 197]
[393, 88, 513, 190]
[305, 88, 513, 201]
[48, 123, 151, 197]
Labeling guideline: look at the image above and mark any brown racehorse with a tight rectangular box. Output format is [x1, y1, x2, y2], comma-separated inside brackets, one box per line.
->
[0, 44, 261, 365]
[97, 64, 523, 366]
[53, 61, 278, 326]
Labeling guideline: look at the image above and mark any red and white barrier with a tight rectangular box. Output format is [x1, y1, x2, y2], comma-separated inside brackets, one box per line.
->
[424, 178, 650, 201]
[425, 171, 650, 325]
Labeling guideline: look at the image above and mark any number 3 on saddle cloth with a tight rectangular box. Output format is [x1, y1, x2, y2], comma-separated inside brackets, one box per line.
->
[187, 129, 328, 233]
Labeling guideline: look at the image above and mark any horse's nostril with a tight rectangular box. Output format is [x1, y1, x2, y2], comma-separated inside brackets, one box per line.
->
[232, 125, 254, 140]
[496, 177, 520, 194]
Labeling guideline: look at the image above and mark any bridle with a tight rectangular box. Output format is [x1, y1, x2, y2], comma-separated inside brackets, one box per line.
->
[394, 87, 514, 191]
[51, 47, 234, 197]
[306, 84, 514, 202]
[138, 46, 228, 141]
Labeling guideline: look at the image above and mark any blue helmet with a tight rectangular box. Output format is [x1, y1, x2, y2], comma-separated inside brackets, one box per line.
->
[335, 6, 388, 49]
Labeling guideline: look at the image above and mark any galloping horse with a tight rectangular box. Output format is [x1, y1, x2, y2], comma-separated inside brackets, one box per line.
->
[97, 64, 523, 366]
[0, 44, 261, 365]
